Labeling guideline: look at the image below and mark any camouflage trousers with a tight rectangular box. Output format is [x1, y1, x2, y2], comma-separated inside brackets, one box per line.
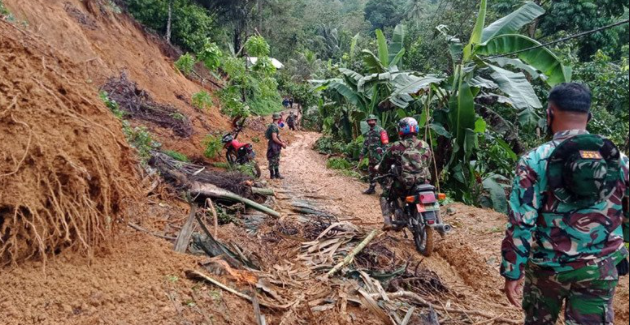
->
[267, 142, 282, 170]
[523, 257, 619, 325]
[267, 154, 280, 169]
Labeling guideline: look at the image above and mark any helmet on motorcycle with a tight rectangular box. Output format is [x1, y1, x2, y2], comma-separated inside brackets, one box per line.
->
[398, 117, 419, 136]
[366, 114, 378, 122]
[221, 134, 234, 144]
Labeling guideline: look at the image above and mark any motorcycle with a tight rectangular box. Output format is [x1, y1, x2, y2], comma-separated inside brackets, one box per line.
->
[221, 126, 261, 178]
[376, 170, 452, 257]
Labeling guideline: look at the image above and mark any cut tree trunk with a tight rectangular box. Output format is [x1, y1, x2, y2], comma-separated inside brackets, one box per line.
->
[166, 0, 173, 44]
[191, 183, 280, 218]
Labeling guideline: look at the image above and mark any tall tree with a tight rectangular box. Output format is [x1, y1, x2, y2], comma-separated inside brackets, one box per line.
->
[364, 0, 404, 30]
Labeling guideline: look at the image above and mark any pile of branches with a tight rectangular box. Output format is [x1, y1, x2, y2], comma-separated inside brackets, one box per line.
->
[101, 72, 193, 137]
[149, 151, 253, 198]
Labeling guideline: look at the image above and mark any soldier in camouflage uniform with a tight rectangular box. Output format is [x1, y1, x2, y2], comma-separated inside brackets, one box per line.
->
[266, 113, 287, 179]
[378, 117, 433, 230]
[360, 115, 389, 195]
[501, 83, 629, 325]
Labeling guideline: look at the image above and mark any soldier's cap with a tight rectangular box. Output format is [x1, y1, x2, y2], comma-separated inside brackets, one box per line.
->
[547, 134, 621, 207]
[366, 114, 378, 121]
[272, 113, 282, 119]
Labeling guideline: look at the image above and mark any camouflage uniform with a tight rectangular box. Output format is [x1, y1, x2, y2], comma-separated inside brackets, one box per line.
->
[378, 136, 433, 200]
[287, 113, 296, 131]
[501, 130, 630, 325]
[266, 123, 282, 170]
[361, 125, 388, 190]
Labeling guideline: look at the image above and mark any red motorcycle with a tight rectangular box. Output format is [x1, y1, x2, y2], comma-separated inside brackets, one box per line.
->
[221, 129, 261, 178]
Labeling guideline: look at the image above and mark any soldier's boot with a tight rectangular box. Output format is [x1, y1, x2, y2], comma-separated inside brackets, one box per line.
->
[380, 197, 394, 231]
[363, 183, 376, 195]
[269, 169, 276, 179]
[274, 167, 285, 180]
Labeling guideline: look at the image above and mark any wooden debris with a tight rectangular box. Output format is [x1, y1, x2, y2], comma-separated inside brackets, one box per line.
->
[252, 188, 275, 196]
[206, 198, 219, 238]
[174, 204, 197, 253]
[185, 270, 292, 310]
[191, 183, 280, 218]
[127, 222, 176, 241]
[325, 229, 379, 277]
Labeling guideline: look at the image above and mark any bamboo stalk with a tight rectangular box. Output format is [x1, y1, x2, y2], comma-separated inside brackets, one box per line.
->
[325, 229, 379, 277]
[252, 187, 275, 196]
[206, 198, 219, 238]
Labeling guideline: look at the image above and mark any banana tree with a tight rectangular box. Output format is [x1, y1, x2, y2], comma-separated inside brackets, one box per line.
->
[388, 0, 570, 208]
[312, 25, 409, 141]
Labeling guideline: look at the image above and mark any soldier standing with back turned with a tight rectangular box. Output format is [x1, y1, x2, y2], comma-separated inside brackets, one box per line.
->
[501, 83, 629, 325]
[360, 115, 389, 195]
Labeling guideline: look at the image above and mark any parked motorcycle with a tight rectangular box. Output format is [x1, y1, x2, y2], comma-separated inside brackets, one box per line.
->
[376, 171, 452, 257]
[221, 127, 261, 178]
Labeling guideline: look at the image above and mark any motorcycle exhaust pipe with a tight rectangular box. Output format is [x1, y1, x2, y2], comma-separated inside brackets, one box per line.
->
[432, 224, 453, 235]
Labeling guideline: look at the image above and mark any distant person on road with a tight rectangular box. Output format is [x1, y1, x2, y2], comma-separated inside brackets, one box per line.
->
[266, 113, 287, 180]
[377, 117, 432, 230]
[282, 98, 290, 108]
[287, 111, 297, 131]
[501, 83, 629, 325]
[360, 115, 389, 195]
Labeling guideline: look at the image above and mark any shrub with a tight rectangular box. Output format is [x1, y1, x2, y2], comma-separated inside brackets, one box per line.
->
[245, 35, 270, 57]
[99, 91, 124, 119]
[326, 157, 353, 170]
[192, 91, 212, 111]
[122, 122, 161, 162]
[164, 150, 189, 162]
[175, 53, 195, 75]
[202, 133, 223, 159]
[197, 40, 223, 71]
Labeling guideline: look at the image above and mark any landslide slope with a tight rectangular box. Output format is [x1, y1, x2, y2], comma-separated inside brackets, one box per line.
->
[2, 0, 230, 158]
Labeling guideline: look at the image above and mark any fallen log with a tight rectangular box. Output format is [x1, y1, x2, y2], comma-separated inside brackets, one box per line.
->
[191, 183, 280, 218]
[325, 229, 379, 278]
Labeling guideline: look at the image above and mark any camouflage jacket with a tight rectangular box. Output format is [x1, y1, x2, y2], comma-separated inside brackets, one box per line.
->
[361, 126, 387, 161]
[378, 136, 432, 185]
[265, 123, 280, 141]
[501, 130, 630, 280]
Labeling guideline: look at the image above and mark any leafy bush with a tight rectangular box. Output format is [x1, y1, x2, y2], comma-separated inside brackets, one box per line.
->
[192, 91, 212, 111]
[326, 157, 353, 170]
[0, 0, 10, 17]
[175, 53, 195, 75]
[99, 91, 124, 119]
[122, 122, 161, 162]
[164, 150, 189, 162]
[202, 134, 223, 159]
[245, 36, 270, 57]
[197, 40, 223, 71]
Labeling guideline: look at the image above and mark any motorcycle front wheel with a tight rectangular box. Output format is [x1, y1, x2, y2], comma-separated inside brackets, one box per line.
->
[413, 224, 434, 257]
[226, 150, 238, 165]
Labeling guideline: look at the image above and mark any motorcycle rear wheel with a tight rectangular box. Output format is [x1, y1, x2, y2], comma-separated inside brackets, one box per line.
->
[413, 225, 434, 257]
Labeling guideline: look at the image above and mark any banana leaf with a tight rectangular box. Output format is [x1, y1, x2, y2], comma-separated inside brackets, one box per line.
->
[464, 0, 487, 61]
[389, 24, 406, 65]
[488, 65, 541, 126]
[481, 1, 545, 44]
[362, 49, 386, 74]
[449, 81, 476, 149]
[482, 175, 508, 213]
[486, 57, 542, 80]
[475, 34, 571, 86]
[389, 74, 444, 108]
[376, 29, 389, 66]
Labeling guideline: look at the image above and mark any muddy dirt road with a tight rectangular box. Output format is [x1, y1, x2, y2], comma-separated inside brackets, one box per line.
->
[269, 131, 629, 324]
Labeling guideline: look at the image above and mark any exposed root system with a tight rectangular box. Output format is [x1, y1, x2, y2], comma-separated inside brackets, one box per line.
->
[101, 72, 193, 138]
[0, 21, 138, 266]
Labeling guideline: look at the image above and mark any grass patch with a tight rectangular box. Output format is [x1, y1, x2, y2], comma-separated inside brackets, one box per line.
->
[164, 150, 189, 162]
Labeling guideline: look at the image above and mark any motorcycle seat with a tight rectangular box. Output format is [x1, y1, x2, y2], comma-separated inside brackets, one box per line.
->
[414, 184, 435, 192]
[231, 140, 249, 150]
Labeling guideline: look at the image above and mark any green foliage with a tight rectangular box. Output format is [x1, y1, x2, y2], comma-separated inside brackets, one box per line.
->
[326, 157, 353, 170]
[245, 35, 271, 57]
[127, 0, 214, 52]
[364, 0, 403, 31]
[164, 150, 190, 162]
[175, 53, 196, 75]
[122, 122, 161, 162]
[0, 0, 10, 17]
[192, 90, 213, 111]
[197, 40, 223, 71]
[99, 91, 125, 119]
[202, 134, 223, 159]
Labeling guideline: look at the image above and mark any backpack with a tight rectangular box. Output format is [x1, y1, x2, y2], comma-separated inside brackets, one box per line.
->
[398, 138, 431, 188]
[547, 134, 621, 207]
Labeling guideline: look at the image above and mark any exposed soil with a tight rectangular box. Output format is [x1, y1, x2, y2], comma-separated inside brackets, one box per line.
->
[1, 0, 628, 324]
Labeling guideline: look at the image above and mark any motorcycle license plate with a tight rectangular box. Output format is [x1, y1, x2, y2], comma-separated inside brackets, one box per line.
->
[416, 203, 439, 213]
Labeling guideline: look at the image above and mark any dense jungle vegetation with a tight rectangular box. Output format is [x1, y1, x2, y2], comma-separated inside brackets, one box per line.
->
[119, 0, 628, 211]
